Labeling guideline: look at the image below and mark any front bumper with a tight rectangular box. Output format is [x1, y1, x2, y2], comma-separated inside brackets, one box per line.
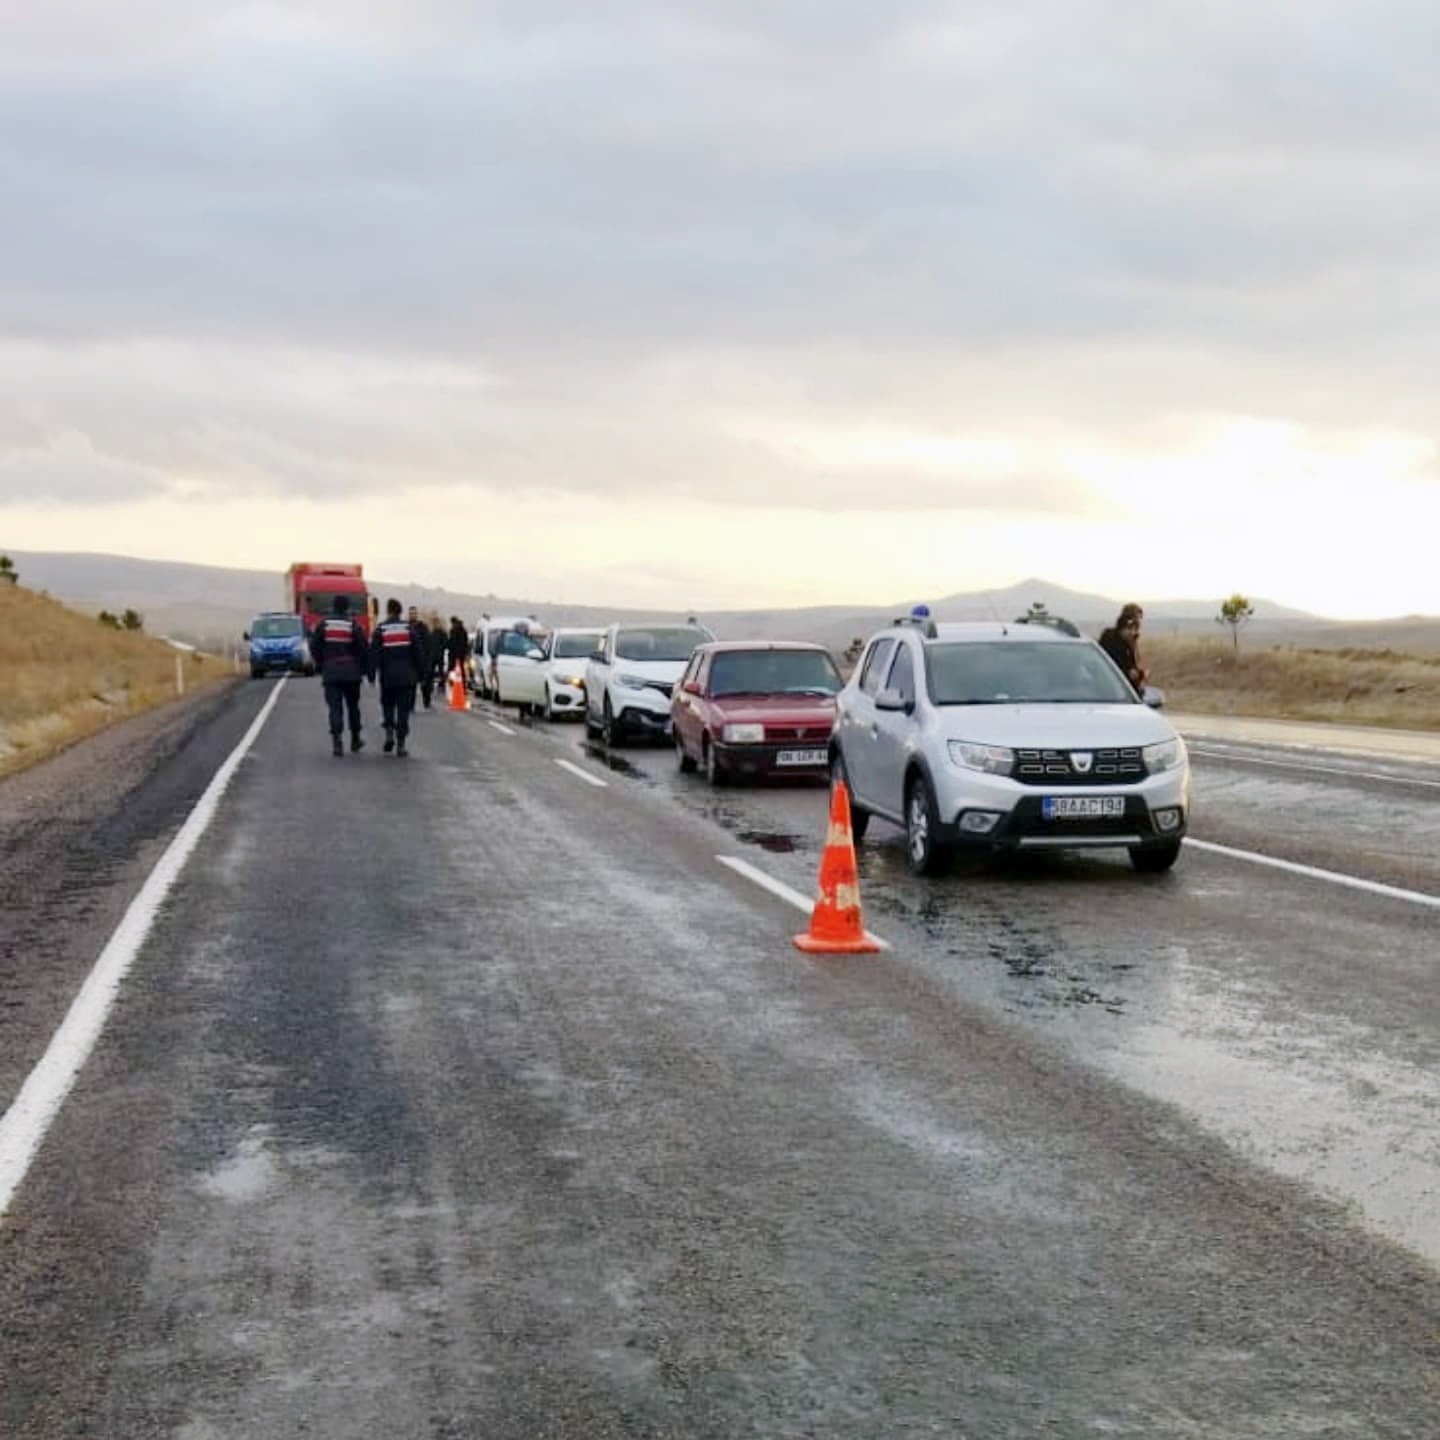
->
[252, 651, 308, 673]
[933, 765, 1191, 850]
[616, 704, 672, 736]
[547, 681, 585, 713]
[713, 742, 830, 777]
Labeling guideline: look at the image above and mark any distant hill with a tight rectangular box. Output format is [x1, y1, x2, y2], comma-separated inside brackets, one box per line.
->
[6, 550, 1433, 656]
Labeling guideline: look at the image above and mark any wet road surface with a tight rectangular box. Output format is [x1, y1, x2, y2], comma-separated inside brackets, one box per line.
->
[2, 681, 1438, 1436]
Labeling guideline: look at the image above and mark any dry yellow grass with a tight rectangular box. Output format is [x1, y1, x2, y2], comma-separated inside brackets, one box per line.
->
[0, 582, 233, 777]
[1147, 635, 1440, 730]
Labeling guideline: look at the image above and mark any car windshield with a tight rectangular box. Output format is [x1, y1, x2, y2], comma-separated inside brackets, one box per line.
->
[926, 642, 1138, 706]
[252, 617, 302, 639]
[614, 627, 707, 662]
[553, 632, 602, 659]
[709, 649, 841, 697]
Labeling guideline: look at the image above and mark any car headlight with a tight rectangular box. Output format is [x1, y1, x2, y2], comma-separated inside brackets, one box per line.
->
[616, 673, 652, 690]
[722, 723, 765, 744]
[1143, 738, 1187, 774]
[558, 674, 586, 688]
[947, 741, 1015, 776]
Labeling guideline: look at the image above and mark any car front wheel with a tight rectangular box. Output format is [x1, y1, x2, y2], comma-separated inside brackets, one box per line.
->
[905, 774, 952, 876]
[602, 697, 622, 748]
[1130, 839, 1182, 873]
[675, 731, 696, 773]
[704, 738, 728, 787]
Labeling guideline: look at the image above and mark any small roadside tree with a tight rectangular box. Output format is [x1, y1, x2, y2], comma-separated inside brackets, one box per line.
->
[1216, 594, 1255, 651]
[0, 554, 16, 585]
[122, 608, 144, 631]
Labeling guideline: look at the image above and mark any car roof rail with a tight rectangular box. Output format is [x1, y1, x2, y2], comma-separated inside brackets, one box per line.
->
[1012, 612, 1081, 638]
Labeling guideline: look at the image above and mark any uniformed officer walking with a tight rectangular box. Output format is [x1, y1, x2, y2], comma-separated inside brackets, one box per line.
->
[309, 595, 371, 756]
[373, 599, 424, 756]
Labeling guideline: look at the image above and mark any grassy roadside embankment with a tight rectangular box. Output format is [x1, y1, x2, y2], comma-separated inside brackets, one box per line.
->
[0, 582, 234, 778]
[1147, 635, 1439, 730]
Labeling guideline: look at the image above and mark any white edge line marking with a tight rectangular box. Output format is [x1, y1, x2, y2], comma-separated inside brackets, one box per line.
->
[0, 677, 288, 1220]
[1186, 837, 1440, 910]
[716, 855, 890, 950]
[487, 720, 517, 736]
[1191, 745, 1440, 791]
[554, 758, 608, 788]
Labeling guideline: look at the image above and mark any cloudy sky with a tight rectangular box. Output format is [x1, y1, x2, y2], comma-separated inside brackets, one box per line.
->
[2, 1, 1438, 617]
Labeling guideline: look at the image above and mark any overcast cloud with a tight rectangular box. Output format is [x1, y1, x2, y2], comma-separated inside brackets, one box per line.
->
[2, 1, 1439, 613]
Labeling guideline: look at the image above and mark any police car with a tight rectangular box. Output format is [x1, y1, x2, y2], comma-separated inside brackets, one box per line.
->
[831, 610, 1190, 875]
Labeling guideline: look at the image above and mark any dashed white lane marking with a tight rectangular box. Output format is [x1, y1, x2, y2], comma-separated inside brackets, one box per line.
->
[555, 758, 608, 788]
[488, 720, 517, 736]
[1186, 838, 1440, 911]
[717, 855, 891, 950]
[1191, 745, 1440, 791]
[0, 678, 288, 1221]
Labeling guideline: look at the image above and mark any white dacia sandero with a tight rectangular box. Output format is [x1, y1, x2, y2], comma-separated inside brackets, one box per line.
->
[831, 613, 1191, 876]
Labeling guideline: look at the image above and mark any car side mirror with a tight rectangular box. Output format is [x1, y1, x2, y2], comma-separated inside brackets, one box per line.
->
[875, 687, 912, 714]
[682, 680, 702, 696]
[1142, 685, 1166, 710]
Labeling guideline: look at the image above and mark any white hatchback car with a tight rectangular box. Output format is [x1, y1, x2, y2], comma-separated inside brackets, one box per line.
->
[541, 628, 604, 721]
[832, 615, 1191, 875]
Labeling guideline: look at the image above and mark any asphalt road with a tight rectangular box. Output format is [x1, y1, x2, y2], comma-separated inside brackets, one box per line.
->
[2, 680, 1438, 1437]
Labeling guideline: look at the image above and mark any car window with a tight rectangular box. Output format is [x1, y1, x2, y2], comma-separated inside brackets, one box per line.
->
[709, 649, 842, 697]
[887, 644, 916, 703]
[859, 638, 896, 696]
[251, 617, 302, 638]
[614, 627, 708, 662]
[925, 641, 1139, 706]
[553, 632, 602, 659]
[680, 654, 702, 687]
[496, 630, 538, 657]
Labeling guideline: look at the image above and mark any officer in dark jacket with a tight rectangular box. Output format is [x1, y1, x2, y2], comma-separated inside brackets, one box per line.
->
[408, 606, 435, 709]
[310, 595, 371, 756]
[373, 599, 424, 755]
[1099, 603, 1148, 696]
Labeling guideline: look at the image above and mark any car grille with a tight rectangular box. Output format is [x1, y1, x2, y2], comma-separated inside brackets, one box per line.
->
[765, 724, 833, 743]
[1012, 747, 1146, 786]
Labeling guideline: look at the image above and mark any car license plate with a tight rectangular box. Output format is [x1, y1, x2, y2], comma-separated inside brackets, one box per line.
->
[1042, 796, 1126, 820]
[776, 748, 828, 767]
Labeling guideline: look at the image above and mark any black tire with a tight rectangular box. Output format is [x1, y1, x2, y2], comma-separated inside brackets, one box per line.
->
[676, 732, 697, 773]
[704, 737, 729, 787]
[830, 750, 869, 842]
[584, 705, 602, 739]
[1130, 839, 1182, 873]
[250, 668, 263, 679]
[602, 697, 622, 748]
[905, 773, 952, 876]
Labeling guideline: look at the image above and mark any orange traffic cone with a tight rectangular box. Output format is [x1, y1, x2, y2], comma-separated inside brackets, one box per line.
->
[447, 666, 469, 711]
[794, 781, 881, 954]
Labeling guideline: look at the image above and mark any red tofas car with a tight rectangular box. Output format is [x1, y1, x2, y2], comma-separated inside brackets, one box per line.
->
[672, 641, 843, 785]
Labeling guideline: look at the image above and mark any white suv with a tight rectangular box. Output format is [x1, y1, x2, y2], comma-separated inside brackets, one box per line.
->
[585, 622, 714, 746]
[832, 615, 1191, 875]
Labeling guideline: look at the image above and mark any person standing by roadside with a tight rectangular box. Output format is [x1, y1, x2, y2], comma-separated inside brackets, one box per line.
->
[372, 599, 424, 756]
[446, 616, 472, 690]
[309, 595, 371, 756]
[408, 606, 435, 710]
[1099, 603, 1148, 695]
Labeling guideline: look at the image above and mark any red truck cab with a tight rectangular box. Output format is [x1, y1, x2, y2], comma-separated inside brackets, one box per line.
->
[286, 563, 376, 636]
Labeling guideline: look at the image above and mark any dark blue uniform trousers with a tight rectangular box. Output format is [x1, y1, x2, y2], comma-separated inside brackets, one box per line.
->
[324, 681, 363, 739]
[381, 684, 415, 741]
